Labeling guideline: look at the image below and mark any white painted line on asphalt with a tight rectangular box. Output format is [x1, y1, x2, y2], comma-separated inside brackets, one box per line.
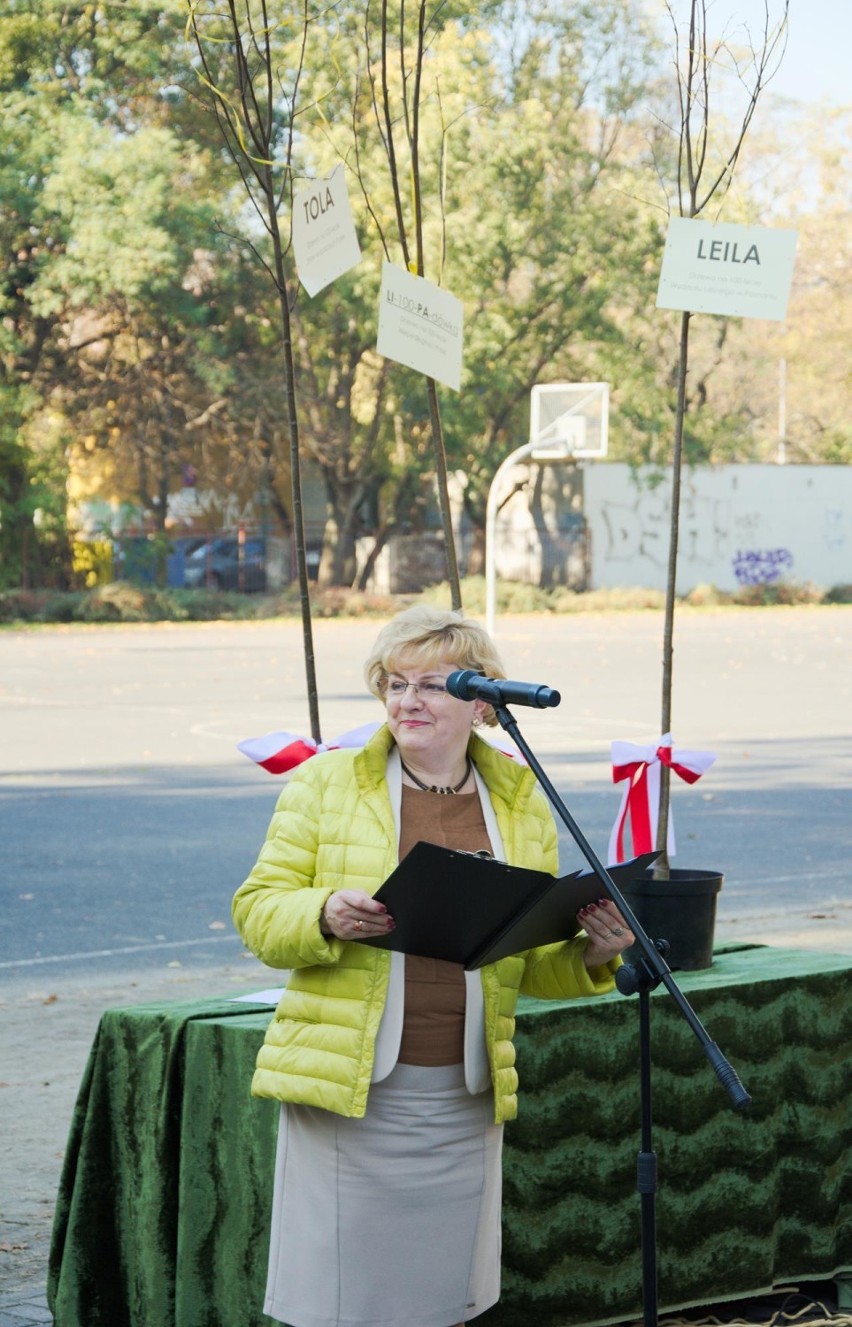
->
[0, 934, 240, 969]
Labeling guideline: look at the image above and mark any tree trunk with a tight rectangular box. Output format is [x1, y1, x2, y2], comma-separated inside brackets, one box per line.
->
[354, 529, 390, 592]
[655, 309, 691, 878]
[266, 177, 322, 743]
[317, 475, 365, 588]
[530, 469, 562, 590]
[426, 377, 462, 611]
[465, 524, 486, 577]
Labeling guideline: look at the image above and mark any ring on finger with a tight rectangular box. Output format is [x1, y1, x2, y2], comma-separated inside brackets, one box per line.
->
[355, 919, 363, 931]
[612, 926, 625, 937]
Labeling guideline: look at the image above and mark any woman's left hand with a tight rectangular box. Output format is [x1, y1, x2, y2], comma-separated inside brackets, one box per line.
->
[578, 898, 635, 969]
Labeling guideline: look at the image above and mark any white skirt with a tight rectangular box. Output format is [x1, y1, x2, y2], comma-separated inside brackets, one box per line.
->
[264, 1062, 504, 1327]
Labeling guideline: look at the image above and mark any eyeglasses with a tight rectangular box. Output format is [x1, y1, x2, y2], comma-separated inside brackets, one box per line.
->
[385, 678, 449, 699]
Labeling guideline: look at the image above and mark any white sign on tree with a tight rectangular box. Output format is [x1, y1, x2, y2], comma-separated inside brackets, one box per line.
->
[376, 262, 464, 392]
[656, 217, 797, 321]
[292, 164, 362, 298]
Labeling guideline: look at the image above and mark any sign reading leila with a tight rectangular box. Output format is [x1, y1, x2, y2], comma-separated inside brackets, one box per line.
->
[656, 217, 797, 321]
[292, 164, 362, 298]
[376, 262, 464, 391]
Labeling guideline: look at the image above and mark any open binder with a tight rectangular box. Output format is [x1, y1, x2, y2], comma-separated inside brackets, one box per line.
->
[358, 841, 658, 969]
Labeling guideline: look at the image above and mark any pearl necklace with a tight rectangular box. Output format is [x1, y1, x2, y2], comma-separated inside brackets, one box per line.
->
[400, 756, 472, 795]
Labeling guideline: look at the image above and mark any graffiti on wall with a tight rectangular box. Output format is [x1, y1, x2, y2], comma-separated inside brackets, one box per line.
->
[732, 548, 794, 585]
[824, 509, 845, 553]
[600, 491, 732, 568]
[589, 465, 850, 591]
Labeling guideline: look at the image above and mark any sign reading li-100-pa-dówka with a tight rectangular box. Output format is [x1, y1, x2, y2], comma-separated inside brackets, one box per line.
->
[376, 262, 464, 392]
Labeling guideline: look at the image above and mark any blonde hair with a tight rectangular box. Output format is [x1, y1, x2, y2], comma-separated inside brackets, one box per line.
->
[364, 604, 506, 727]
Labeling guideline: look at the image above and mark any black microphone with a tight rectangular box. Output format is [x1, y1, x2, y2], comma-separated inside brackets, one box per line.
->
[445, 669, 561, 709]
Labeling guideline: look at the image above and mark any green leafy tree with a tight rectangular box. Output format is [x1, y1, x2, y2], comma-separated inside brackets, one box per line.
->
[0, 0, 252, 585]
[416, 2, 667, 563]
[290, 0, 671, 582]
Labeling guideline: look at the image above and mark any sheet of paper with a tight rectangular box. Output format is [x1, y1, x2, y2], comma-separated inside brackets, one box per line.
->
[376, 261, 464, 391]
[227, 988, 284, 1004]
[656, 217, 797, 321]
[292, 164, 362, 298]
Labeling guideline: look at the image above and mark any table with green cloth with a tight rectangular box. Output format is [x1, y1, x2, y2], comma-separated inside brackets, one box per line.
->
[48, 945, 852, 1327]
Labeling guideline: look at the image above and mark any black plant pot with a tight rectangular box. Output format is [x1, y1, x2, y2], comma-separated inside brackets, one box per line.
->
[618, 868, 724, 971]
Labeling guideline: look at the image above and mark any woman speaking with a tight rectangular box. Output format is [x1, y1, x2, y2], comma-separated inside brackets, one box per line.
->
[233, 604, 634, 1327]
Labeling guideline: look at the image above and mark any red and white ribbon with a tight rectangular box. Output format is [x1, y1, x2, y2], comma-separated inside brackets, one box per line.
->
[607, 734, 716, 865]
[238, 722, 382, 774]
[238, 721, 525, 775]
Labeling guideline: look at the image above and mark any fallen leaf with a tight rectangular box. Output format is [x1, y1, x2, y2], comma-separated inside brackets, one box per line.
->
[43, 993, 58, 1005]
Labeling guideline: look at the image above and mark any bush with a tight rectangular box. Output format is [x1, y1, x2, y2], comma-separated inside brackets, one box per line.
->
[77, 581, 159, 622]
[1, 576, 847, 626]
[165, 588, 251, 621]
[685, 582, 731, 607]
[306, 587, 406, 618]
[0, 590, 46, 622]
[732, 580, 824, 607]
[422, 577, 560, 614]
[568, 586, 666, 612]
[39, 592, 87, 622]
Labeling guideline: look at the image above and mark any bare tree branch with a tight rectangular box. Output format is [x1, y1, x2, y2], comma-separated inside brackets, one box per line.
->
[379, 0, 412, 269]
[655, 0, 788, 873]
[187, 0, 322, 739]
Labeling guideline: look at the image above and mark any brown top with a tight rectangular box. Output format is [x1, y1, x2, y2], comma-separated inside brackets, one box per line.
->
[396, 784, 492, 1066]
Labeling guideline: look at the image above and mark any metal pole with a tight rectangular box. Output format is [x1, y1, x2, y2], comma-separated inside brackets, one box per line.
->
[485, 441, 536, 638]
[485, 388, 606, 637]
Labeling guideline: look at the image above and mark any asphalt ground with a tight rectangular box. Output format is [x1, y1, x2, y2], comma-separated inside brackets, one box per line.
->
[1, 606, 850, 1324]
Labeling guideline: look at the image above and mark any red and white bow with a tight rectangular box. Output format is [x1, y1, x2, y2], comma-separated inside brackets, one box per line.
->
[607, 735, 716, 865]
[238, 721, 525, 774]
[238, 722, 382, 774]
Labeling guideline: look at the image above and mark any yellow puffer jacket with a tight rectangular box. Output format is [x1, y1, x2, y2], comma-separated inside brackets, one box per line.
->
[233, 724, 619, 1123]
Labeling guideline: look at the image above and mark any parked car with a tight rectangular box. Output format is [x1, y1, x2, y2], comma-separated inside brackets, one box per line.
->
[183, 537, 267, 592]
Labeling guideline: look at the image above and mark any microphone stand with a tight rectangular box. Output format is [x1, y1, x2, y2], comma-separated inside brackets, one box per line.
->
[490, 701, 751, 1327]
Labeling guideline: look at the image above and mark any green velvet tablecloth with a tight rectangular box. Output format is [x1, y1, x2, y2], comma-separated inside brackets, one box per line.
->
[48, 946, 852, 1327]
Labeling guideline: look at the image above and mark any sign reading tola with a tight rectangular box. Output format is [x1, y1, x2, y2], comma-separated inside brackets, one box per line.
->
[656, 217, 797, 321]
[292, 164, 362, 298]
[376, 262, 464, 391]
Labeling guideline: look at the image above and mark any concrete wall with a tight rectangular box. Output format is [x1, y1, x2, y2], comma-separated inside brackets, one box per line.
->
[352, 463, 851, 595]
[584, 463, 852, 593]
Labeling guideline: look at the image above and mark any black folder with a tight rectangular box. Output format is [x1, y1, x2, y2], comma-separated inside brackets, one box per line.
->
[358, 841, 658, 969]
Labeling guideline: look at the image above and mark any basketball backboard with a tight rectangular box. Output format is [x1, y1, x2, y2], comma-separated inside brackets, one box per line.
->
[530, 383, 609, 460]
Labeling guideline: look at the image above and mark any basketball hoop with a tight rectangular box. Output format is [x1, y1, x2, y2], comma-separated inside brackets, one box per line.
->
[485, 382, 609, 635]
[529, 382, 609, 460]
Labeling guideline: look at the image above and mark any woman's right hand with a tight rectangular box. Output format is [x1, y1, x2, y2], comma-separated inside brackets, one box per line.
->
[321, 890, 395, 941]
